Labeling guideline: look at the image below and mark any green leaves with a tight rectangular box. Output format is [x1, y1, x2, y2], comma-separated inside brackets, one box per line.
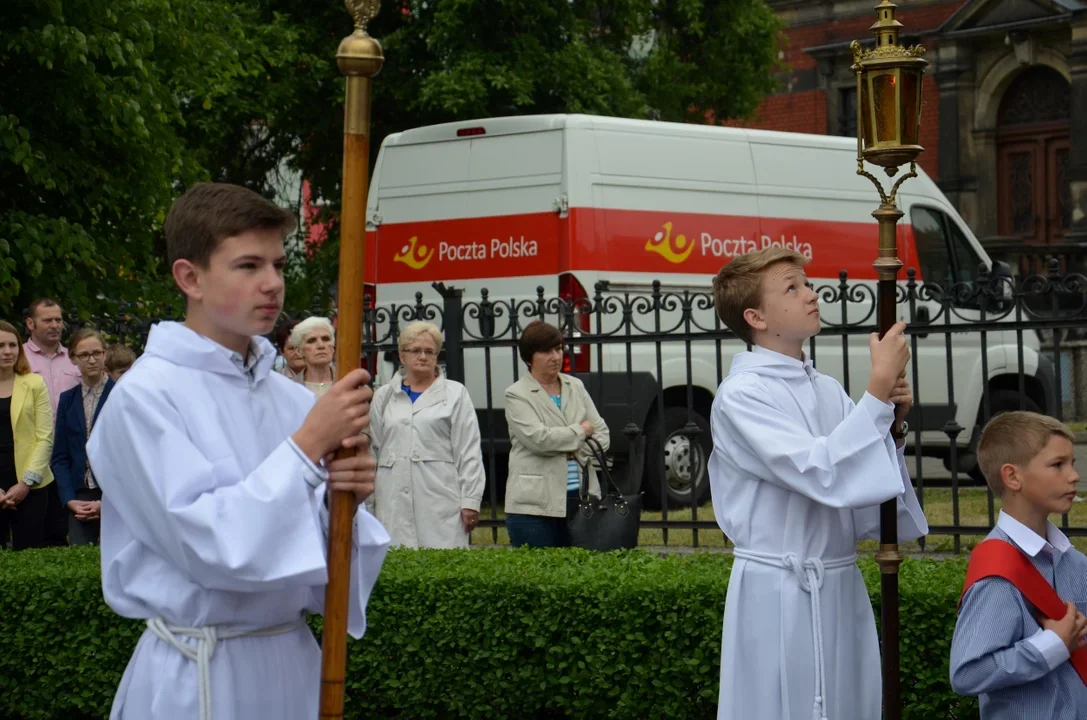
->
[0, 547, 978, 719]
[261, 0, 783, 303]
[0, 0, 296, 317]
[2, 0, 781, 319]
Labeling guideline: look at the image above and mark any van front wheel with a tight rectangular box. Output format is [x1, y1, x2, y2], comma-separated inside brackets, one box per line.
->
[644, 406, 712, 509]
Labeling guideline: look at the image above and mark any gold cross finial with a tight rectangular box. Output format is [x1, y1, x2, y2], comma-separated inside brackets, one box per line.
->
[345, 0, 380, 34]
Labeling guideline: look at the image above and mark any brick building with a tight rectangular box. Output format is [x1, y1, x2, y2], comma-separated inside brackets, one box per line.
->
[734, 0, 1087, 263]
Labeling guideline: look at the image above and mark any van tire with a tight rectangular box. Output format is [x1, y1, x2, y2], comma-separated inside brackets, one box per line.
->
[644, 406, 712, 509]
[968, 389, 1042, 484]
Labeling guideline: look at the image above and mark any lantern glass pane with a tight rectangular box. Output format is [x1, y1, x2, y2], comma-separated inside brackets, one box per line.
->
[861, 73, 874, 148]
[901, 69, 920, 145]
[872, 72, 898, 144]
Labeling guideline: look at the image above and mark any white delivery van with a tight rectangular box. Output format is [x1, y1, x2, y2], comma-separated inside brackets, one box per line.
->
[363, 114, 1055, 507]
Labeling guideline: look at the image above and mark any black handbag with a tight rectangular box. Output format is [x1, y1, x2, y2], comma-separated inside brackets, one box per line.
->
[567, 436, 643, 551]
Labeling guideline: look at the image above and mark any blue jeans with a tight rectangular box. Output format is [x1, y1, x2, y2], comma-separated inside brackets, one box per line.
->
[506, 491, 578, 548]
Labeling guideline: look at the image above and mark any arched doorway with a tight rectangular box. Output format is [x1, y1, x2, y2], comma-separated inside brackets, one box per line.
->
[996, 65, 1071, 245]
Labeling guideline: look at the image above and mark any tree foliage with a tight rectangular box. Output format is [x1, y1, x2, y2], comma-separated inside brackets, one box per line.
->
[1, 0, 780, 319]
[0, 0, 301, 317]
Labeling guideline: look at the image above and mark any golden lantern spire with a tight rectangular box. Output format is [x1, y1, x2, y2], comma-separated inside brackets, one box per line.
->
[848, 5, 929, 718]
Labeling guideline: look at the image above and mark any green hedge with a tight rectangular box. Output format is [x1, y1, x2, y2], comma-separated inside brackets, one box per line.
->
[1, 547, 978, 719]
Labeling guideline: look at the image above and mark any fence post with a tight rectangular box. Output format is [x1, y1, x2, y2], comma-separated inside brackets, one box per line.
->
[432, 282, 464, 383]
[1074, 342, 1087, 421]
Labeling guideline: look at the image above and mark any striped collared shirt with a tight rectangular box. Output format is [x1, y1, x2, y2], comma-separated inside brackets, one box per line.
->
[950, 511, 1087, 719]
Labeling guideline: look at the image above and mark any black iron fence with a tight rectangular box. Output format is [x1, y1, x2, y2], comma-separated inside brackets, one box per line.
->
[51, 261, 1087, 551]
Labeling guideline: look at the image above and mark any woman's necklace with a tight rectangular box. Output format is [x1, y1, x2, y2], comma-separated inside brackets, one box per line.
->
[307, 367, 334, 384]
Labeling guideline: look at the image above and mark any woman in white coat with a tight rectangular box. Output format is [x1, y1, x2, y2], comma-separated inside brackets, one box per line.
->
[368, 321, 485, 548]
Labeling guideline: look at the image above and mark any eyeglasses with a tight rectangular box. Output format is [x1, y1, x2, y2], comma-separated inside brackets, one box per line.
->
[402, 348, 437, 357]
[74, 350, 105, 361]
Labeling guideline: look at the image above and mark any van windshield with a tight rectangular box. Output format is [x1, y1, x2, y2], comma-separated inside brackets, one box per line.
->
[911, 206, 983, 290]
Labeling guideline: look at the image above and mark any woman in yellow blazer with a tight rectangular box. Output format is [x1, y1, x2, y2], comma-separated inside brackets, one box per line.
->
[0, 320, 54, 550]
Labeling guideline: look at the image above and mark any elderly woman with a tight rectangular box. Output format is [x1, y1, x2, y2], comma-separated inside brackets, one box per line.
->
[368, 321, 485, 548]
[503, 320, 609, 548]
[290, 316, 336, 397]
[272, 320, 305, 381]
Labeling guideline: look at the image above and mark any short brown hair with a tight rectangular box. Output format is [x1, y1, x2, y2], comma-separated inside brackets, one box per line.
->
[712, 247, 808, 345]
[977, 411, 1074, 496]
[105, 344, 137, 372]
[28, 298, 61, 320]
[68, 328, 105, 355]
[274, 320, 298, 352]
[165, 183, 296, 268]
[518, 320, 564, 365]
[0, 321, 32, 375]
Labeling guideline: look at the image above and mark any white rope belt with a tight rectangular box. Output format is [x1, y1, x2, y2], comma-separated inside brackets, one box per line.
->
[147, 616, 307, 720]
[732, 549, 858, 720]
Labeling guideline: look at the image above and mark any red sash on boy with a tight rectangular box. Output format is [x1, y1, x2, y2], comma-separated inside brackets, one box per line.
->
[960, 538, 1087, 684]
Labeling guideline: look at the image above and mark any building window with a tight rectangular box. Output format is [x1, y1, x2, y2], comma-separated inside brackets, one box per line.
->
[837, 87, 858, 138]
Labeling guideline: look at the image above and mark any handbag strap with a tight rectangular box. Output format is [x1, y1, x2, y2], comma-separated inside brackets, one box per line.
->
[579, 436, 622, 499]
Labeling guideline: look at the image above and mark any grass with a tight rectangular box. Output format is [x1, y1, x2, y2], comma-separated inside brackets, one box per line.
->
[1067, 421, 1087, 433]
[471, 487, 1087, 555]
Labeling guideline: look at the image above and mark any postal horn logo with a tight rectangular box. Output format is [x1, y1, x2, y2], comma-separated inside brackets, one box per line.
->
[393, 236, 434, 270]
[645, 222, 694, 264]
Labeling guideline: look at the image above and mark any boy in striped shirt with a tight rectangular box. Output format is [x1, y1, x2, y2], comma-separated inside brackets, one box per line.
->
[951, 411, 1087, 718]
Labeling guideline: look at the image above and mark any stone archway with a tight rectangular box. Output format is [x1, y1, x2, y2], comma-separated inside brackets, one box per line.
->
[966, 48, 1071, 243]
[974, 48, 1070, 131]
[995, 66, 1071, 245]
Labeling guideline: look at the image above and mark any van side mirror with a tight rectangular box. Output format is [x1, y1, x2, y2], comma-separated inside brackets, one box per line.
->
[983, 261, 1014, 311]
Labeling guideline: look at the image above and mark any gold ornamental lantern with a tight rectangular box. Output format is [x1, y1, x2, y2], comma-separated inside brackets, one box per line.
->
[851, 1, 928, 174]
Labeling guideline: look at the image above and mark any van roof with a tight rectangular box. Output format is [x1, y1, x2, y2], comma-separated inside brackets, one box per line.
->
[385, 113, 861, 153]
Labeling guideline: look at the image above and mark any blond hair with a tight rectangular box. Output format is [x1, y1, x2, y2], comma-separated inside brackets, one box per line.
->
[105, 344, 137, 372]
[68, 328, 105, 355]
[398, 321, 443, 355]
[977, 411, 1074, 496]
[712, 247, 808, 345]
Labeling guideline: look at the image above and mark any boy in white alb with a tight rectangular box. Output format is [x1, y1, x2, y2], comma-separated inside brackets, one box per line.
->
[708, 247, 929, 720]
[86, 183, 390, 720]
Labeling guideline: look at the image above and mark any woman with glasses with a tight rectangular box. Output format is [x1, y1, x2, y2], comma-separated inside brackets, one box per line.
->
[368, 321, 485, 548]
[51, 328, 115, 545]
[272, 319, 305, 382]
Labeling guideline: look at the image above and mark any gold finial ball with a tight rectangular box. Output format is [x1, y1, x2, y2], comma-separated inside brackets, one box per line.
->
[337, 30, 384, 77]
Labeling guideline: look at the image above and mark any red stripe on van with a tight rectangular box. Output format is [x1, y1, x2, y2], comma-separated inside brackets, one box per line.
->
[597, 208, 890, 280]
[370, 212, 562, 283]
[367, 209, 918, 284]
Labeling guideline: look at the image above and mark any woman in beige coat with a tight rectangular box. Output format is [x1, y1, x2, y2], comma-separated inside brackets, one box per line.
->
[369, 321, 485, 548]
[504, 320, 609, 547]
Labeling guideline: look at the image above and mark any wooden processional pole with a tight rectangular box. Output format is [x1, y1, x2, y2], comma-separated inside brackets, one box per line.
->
[850, 3, 928, 718]
[319, 1, 382, 718]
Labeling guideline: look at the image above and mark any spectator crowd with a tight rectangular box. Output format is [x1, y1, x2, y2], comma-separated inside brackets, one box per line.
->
[0, 298, 609, 551]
